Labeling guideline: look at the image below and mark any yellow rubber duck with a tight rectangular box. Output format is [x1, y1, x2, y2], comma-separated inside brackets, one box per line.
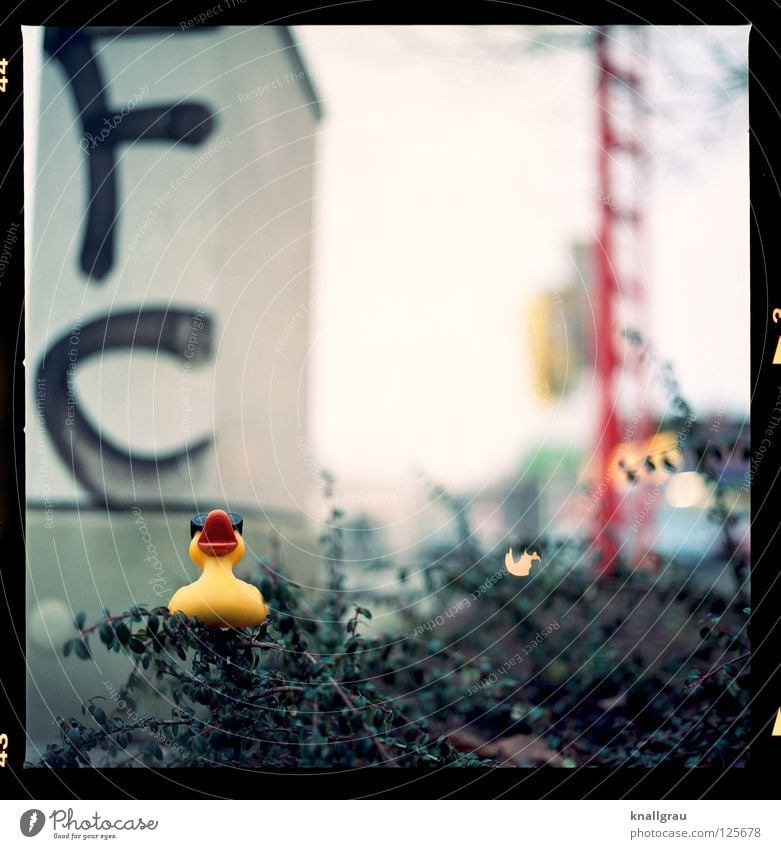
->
[168, 509, 269, 629]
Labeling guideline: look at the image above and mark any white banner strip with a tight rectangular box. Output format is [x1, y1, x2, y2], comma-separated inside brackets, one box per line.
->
[1, 799, 778, 849]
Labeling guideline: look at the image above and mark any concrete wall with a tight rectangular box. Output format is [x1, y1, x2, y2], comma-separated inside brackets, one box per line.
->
[25, 26, 320, 758]
[27, 25, 318, 510]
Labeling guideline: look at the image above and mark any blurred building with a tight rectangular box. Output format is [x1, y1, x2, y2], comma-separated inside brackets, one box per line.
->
[25, 26, 321, 755]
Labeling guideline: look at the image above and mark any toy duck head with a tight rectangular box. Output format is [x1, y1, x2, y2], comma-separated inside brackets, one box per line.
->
[189, 509, 245, 568]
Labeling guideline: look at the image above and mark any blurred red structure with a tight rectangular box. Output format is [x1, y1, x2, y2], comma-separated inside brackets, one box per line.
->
[592, 26, 652, 573]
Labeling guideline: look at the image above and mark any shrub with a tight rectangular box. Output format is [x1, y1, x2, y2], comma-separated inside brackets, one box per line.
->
[28, 503, 749, 769]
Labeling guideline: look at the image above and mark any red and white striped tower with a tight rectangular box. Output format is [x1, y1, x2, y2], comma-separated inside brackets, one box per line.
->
[592, 25, 653, 573]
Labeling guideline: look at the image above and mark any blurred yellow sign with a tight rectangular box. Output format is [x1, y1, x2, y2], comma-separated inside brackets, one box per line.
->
[528, 285, 590, 401]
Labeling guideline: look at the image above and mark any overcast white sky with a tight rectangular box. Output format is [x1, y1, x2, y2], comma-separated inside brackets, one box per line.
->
[296, 25, 750, 491]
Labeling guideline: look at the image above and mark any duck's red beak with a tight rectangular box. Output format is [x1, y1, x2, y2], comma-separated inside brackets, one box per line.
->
[197, 509, 238, 556]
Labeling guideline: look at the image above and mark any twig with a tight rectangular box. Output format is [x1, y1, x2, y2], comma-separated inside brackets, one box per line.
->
[237, 640, 283, 651]
[62, 716, 194, 751]
[78, 611, 152, 637]
[256, 685, 305, 698]
[687, 651, 750, 688]
[302, 650, 395, 765]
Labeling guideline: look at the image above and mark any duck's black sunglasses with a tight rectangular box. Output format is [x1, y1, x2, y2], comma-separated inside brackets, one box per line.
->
[190, 511, 244, 538]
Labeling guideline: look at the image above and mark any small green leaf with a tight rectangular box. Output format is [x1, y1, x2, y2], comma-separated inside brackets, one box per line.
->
[510, 704, 526, 721]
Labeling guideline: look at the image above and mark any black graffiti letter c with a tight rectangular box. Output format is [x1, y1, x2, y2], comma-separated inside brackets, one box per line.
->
[37, 308, 213, 506]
